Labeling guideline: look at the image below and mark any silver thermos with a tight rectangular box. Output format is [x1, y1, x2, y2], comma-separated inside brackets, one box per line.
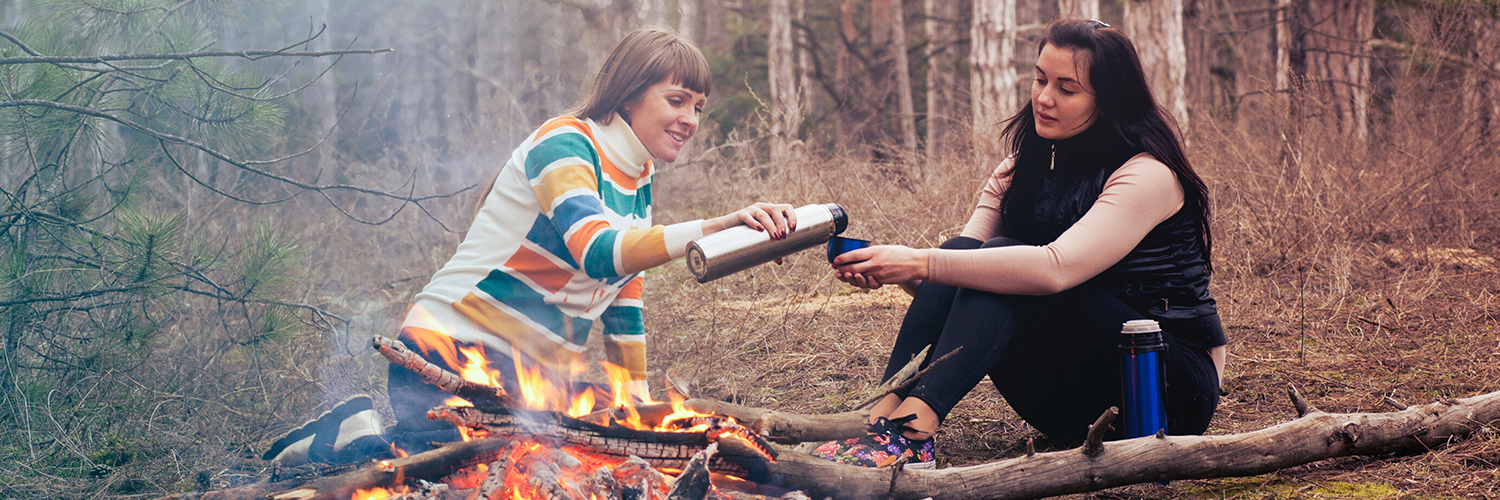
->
[686, 203, 848, 283]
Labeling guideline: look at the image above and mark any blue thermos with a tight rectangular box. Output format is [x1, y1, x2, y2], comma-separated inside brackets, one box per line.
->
[1119, 319, 1168, 438]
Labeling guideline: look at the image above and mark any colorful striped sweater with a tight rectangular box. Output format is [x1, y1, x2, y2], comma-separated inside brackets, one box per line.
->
[403, 114, 703, 395]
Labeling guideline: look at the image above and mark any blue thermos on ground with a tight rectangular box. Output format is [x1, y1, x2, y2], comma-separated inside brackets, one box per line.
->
[1119, 319, 1169, 439]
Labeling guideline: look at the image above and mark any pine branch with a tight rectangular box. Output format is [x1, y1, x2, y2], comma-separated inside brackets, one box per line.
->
[0, 99, 467, 216]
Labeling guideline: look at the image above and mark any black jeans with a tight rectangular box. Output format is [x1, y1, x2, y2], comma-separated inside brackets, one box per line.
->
[885, 236, 1221, 445]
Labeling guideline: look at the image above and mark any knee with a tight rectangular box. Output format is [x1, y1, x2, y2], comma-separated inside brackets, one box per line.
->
[980, 236, 1026, 249]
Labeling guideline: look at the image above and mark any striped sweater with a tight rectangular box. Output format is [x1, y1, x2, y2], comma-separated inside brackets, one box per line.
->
[403, 114, 703, 394]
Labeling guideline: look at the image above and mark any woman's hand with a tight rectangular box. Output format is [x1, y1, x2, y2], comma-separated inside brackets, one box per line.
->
[703, 202, 797, 239]
[832, 245, 930, 290]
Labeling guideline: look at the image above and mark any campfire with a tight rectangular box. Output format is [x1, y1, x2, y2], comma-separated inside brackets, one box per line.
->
[352, 328, 786, 500]
[168, 318, 1500, 500]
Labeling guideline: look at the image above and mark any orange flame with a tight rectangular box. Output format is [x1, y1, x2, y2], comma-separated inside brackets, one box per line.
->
[513, 347, 566, 411]
[458, 345, 504, 388]
[403, 307, 463, 368]
[567, 388, 595, 418]
[353, 487, 398, 500]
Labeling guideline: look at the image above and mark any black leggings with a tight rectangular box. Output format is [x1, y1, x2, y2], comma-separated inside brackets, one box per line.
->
[885, 236, 1221, 445]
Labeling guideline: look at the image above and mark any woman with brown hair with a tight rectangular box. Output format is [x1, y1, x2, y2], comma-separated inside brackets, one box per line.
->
[816, 18, 1225, 469]
[264, 27, 796, 466]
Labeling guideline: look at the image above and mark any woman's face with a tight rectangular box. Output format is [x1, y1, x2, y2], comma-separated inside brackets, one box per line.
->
[1031, 44, 1099, 140]
[622, 78, 706, 162]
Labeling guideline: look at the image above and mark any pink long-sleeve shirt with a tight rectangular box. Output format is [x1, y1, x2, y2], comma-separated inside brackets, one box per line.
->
[926, 153, 1185, 295]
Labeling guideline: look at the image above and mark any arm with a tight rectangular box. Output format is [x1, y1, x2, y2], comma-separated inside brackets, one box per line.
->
[840, 159, 1012, 295]
[927, 154, 1185, 294]
[835, 155, 1184, 295]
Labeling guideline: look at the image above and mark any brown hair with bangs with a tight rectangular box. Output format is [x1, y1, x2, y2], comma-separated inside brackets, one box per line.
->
[572, 27, 712, 125]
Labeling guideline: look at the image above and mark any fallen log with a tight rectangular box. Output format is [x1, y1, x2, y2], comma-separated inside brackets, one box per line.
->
[712, 387, 1500, 499]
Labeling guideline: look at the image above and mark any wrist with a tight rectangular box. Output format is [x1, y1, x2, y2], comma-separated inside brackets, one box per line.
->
[916, 248, 932, 280]
[701, 214, 732, 235]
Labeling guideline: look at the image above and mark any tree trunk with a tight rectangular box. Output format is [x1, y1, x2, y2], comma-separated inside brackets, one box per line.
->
[1465, 3, 1500, 148]
[970, 0, 1019, 162]
[1303, 0, 1372, 141]
[1276, 0, 1309, 157]
[925, 0, 970, 159]
[1057, 0, 1097, 20]
[769, 0, 802, 162]
[887, 0, 919, 158]
[678, 0, 699, 46]
[1224, 0, 1281, 134]
[1123, 0, 1190, 133]
[836, 0, 869, 151]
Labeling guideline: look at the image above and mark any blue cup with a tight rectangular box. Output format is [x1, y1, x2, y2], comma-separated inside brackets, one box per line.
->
[827, 236, 871, 263]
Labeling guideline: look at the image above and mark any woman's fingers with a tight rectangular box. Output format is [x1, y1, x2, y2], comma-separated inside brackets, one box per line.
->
[734, 202, 796, 238]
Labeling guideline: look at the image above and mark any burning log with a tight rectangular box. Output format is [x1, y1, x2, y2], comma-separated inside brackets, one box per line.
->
[428, 405, 777, 480]
[477, 442, 519, 500]
[372, 335, 518, 408]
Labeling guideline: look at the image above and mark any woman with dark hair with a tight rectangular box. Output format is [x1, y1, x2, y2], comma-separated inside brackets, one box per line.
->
[814, 18, 1224, 469]
[263, 27, 797, 466]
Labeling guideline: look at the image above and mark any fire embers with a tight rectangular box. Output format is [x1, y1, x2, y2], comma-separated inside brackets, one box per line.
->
[478, 443, 668, 500]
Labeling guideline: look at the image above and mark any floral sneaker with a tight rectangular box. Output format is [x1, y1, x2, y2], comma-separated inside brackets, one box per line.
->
[811, 414, 936, 469]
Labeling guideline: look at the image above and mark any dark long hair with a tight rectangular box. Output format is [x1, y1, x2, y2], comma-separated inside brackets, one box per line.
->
[998, 18, 1214, 274]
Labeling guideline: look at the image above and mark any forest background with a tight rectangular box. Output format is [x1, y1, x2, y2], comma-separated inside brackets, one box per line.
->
[2, 0, 1498, 498]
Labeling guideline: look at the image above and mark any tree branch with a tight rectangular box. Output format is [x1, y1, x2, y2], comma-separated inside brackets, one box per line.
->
[0, 48, 393, 66]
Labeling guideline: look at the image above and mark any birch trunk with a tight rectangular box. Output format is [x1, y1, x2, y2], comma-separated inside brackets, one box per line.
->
[1056, 0, 1097, 20]
[678, 0, 699, 44]
[1124, 0, 1190, 133]
[768, 0, 802, 162]
[970, 0, 1019, 161]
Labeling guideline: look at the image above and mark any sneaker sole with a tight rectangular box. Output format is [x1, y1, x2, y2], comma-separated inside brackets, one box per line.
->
[903, 460, 936, 470]
[263, 394, 374, 461]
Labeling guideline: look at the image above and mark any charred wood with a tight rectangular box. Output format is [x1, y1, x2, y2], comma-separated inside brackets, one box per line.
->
[665, 443, 717, 500]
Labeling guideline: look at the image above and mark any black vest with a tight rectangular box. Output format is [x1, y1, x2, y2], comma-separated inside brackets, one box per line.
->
[1004, 127, 1217, 320]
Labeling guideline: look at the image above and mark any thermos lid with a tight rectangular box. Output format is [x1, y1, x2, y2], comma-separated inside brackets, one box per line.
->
[824, 203, 848, 235]
[1121, 319, 1162, 335]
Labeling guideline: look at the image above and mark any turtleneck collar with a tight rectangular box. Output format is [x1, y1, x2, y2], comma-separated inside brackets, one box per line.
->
[1044, 122, 1136, 175]
[589, 112, 655, 177]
